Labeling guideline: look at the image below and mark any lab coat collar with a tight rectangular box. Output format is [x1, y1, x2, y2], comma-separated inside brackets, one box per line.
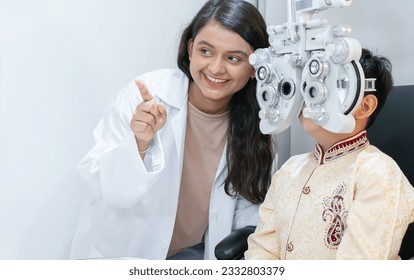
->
[154, 69, 189, 110]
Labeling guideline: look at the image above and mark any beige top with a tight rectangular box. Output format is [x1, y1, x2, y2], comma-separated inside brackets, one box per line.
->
[168, 101, 229, 256]
[246, 130, 414, 260]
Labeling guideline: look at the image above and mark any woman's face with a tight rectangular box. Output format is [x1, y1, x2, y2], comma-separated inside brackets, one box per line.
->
[187, 21, 255, 111]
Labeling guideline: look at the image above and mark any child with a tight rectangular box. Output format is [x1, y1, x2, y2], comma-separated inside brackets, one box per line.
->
[245, 48, 414, 260]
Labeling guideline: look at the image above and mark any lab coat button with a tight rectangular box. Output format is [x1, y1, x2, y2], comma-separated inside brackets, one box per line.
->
[286, 242, 294, 252]
[161, 240, 169, 249]
[302, 186, 311, 194]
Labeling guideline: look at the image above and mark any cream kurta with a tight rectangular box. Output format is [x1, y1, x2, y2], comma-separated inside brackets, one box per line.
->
[246, 130, 414, 260]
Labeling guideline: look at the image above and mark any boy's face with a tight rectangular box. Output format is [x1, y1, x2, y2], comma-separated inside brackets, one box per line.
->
[299, 107, 356, 152]
[299, 94, 376, 151]
[299, 105, 334, 143]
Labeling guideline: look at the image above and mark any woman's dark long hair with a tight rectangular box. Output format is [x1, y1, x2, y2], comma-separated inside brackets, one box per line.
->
[177, 0, 274, 204]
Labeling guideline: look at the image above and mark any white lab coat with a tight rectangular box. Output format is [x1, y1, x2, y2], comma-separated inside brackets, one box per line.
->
[69, 68, 261, 260]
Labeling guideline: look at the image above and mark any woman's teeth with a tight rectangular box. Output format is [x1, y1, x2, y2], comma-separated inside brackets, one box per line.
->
[206, 75, 227, 83]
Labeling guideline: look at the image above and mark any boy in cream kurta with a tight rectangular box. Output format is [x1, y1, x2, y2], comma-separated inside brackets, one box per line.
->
[245, 49, 414, 260]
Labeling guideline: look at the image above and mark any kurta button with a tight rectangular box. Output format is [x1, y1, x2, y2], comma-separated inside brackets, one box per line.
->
[286, 242, 294, 252]
[302, 186, 311, 194]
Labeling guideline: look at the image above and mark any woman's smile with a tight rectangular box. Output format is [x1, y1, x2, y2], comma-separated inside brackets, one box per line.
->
[204, 73, 230, 87]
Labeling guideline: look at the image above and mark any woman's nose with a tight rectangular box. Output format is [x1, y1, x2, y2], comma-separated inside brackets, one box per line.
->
[208, 57, 226, 75]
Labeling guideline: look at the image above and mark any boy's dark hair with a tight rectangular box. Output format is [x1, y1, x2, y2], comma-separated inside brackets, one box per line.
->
[176, 0, 273, 204]
[359, 48, 394, 129]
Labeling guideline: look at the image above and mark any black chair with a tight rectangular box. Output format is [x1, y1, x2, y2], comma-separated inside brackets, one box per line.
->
[167, 242, 205, 260]
[167, 226, 256, 260]
[166, 227, 256, 260]
[214, 226, 256, 260]
[214, 85, 414, 260]
[368, 85, 414, 260]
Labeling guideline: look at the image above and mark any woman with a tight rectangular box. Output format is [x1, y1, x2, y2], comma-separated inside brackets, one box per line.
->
[70, 0, 275, 260]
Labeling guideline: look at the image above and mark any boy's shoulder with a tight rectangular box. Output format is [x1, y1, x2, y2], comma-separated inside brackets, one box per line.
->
[278, 151, 314, 172]
[278, 143, 403, 173]
[287, 151, 313, 161]
[356, 144, 407, 177]
[359, 144, 397, 164]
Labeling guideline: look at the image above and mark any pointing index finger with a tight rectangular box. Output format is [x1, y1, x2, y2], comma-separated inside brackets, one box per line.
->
[135, 80, 154, 103]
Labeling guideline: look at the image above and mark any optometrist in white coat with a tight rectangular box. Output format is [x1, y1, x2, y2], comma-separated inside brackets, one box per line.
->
[69, 0, 277, 260]
[70, 69, 267, 260]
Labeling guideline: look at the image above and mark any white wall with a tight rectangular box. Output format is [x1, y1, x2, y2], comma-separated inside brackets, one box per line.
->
[261, 0, 414, 155]
[0, 0, 206, 259]
[2, 0, 411, 260]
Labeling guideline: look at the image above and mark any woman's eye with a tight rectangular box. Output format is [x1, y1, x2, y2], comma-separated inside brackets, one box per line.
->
[200, 49, 211, 55]
[228, 56, 241, 63]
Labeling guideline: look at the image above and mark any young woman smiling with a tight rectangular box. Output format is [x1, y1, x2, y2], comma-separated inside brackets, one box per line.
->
[70, 0, 276, 260]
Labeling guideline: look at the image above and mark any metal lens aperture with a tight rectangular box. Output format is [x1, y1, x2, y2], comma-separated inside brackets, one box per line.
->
[309, 60, 320, 75]
[257, 86, 278, 108]
[308, 57, 329, 78]
[309, 87, 317, 98]
[282, 82, 292, 95]
[258, 67, 267, 80]
[280, 78, 296, 99]
[256, 64, 272, 84]
[305, 80, 327, 104]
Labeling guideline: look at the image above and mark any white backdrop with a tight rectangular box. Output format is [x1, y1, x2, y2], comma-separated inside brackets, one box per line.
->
[0, 0, 412, 259]
[0, 0, 207, 259]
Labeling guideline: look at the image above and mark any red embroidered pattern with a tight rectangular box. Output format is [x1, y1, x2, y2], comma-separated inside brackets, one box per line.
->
[314, 130, 369, 164]
[322, 184, 349, 250]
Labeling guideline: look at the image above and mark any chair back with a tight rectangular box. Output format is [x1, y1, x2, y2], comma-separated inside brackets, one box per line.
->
[367, 85, 414, 260]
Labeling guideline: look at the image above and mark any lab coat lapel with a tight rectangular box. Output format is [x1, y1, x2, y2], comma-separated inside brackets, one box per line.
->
[171, 103, 188, 174]
[155, 70, 189, 176]
[205, 144, 235, 259]
[214, 143, 227, 186]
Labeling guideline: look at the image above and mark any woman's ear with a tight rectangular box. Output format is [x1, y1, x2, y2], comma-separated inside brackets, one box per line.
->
[354, 94, 378, 120]
[250, 68, 256, 79]
[187, 39, 194, 61]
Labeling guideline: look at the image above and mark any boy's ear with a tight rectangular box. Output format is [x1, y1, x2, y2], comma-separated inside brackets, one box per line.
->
[353, 94, 378, 120]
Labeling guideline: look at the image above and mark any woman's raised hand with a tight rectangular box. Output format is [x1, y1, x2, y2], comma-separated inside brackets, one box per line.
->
[130, 80, 167, 153]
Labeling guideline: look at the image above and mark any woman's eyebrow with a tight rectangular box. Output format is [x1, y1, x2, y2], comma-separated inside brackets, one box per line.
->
[197, 40, 249, 57]
[197, 40, 214, 48]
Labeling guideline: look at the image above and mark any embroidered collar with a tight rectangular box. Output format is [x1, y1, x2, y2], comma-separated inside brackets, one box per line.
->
[314, 130, 369, 164]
